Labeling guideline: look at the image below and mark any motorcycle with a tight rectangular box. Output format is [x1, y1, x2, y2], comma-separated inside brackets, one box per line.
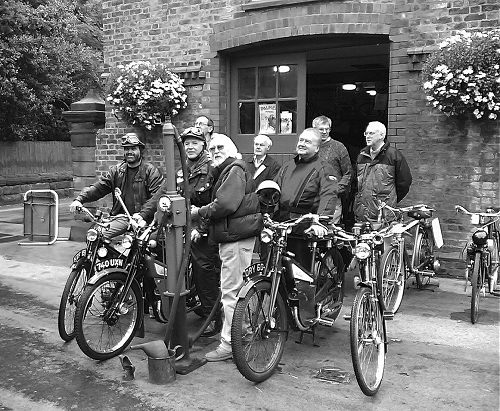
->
[57, 207, 126, 342]
[230, 213, 345, 382]
[73, 188, 195, 360]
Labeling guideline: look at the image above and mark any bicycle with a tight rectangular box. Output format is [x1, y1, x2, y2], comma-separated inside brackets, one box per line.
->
[455, 205, 500, 324]
[377, 203, 443, 314]
[339, 221, 393, 396]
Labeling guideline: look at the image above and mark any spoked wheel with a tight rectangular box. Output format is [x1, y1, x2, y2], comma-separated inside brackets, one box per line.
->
[231, 281, 288, 382]
[315, 248, 345, 321]
[58, 261, 90, 342]
[75, 272, 143, 360]
[350, 288, 386, 396]
[470, 253, 483, 324]
[414, 230, 434, 288]
[379, 247, 405, 314]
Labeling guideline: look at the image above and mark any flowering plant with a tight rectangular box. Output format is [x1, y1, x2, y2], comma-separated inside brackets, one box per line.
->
[422, 29, 500, 120]
[106, 61, 188, 129]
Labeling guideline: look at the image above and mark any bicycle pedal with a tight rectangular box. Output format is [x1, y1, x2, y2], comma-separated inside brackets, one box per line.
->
[383, 311, 394, 320]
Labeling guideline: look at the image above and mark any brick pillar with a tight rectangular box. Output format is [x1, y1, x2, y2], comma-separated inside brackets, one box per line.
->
[62, 89, 105, 196]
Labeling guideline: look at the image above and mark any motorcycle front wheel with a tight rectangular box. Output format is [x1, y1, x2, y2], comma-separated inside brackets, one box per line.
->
[231, 281, 288, 383]
[350, 287, 386, 396]
[75, 272, 143, 360]
[58, 261, 90, 342]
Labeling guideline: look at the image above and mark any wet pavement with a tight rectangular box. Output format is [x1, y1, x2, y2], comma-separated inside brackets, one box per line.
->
[0, 199, 498, 410]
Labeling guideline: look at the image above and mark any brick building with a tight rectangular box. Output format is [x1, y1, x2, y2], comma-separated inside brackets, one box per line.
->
[97, 0, 499, 263]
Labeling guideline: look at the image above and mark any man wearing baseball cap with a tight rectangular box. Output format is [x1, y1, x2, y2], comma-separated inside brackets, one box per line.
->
[70, 132, 164, 238]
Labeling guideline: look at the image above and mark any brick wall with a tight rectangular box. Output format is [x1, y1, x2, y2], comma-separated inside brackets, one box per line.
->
[101, 0, 499, 268]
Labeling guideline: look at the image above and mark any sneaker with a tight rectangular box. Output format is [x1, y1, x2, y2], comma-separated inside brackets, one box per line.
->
[201, 317, 222, 337]
[205, 345, 232, 362]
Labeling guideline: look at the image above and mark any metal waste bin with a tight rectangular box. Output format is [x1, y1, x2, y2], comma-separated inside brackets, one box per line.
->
[20, 190, 61, 245]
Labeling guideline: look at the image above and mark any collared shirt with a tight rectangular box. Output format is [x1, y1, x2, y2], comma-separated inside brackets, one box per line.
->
[253, 155, 266, 169]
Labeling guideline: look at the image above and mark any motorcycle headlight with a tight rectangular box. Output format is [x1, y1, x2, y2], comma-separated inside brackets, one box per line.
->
[86, 228, 98, 242]
[472, 229, 488, 246]
[122, 234, 133, 249]
[148, 239, 157, 249]
[260, 228, 274, 244]
[97, 247, 108, 258]
[158, 196, 172, 212]
[354, 243, 371, 260]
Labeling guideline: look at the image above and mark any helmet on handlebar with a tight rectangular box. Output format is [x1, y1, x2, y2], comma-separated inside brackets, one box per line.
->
[256, 180, 281, 213]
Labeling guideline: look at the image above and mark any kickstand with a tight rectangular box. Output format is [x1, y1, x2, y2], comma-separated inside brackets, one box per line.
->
[295, 325, 319, 347]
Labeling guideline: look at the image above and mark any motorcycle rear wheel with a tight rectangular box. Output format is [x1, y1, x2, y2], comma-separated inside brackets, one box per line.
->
[350, 287, 385, 396]
[231, 281, 288, 383]
[75, 272, 143, 360]
[58, 261, 90, 342]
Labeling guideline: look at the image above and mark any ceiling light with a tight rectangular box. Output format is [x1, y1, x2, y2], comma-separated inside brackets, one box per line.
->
[366, 90, 377, 96]
[274, 65, 290, 73]
[342, 84, 356, 91]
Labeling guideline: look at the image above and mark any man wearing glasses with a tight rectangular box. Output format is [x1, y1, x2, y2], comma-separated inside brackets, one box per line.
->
[69, 132, 164, 238]
[194, 115, 214, 145]
[312, 115, 352, 224]
[354, 121, 412, 222]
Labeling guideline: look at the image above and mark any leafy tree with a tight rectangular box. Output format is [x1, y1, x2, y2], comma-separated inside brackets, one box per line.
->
[0, 0, 103, 141]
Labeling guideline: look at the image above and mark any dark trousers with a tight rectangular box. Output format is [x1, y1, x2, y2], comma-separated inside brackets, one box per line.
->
[190, 235, 221, 317]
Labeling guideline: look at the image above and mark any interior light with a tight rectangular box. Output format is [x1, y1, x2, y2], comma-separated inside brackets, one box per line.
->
[366, 90, 377, 96]
[342, 84, 356, 91]
[273, 65, 290, 73]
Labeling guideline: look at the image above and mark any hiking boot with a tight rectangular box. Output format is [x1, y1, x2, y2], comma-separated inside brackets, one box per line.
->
[205, 345, 232, 362]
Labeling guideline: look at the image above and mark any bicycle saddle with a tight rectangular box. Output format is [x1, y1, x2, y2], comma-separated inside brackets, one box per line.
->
[408, 209, 433, 220]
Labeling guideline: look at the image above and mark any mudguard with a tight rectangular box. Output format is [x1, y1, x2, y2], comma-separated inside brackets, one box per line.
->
[236, 275, 272, 299]
[87, 268, 129, 285]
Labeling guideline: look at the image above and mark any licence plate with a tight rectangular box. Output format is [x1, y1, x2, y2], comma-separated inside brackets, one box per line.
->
[72, 249, 87, 263]
[95, 258, 125, 273]
[244, 262, 266, 278]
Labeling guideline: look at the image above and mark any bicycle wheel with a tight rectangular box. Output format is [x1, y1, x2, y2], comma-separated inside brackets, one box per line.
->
[231, 281, 288, 382]
[378, 247, 405, 314]
[75, 272, 143, 360]
[350, 287, 386, 396]
[58, 261, 90, 342]
[414, 229, 434, 288]
[470, 252, 482, 324]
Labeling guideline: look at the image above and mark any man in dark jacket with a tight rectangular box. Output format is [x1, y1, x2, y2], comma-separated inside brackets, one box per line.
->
[70, 132, 163, 238]
[275, 128, 339, 268]
[354, 121, 412, 222]
[191, 134, 262, 362]
[246, 134, 281, 188]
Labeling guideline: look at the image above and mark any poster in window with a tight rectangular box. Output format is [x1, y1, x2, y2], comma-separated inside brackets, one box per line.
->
[280, 111, 292, 134]
[259, 103, 276, 134]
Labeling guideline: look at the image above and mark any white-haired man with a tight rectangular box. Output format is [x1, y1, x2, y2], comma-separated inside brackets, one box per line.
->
[246, 134, 281, 188]
[354, 121, 412, 222]
[191, 133, 262, 361]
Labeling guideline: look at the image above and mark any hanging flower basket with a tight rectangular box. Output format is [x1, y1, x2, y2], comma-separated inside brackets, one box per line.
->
[106, 61, 188, 130]
[422, 29, 500, 120]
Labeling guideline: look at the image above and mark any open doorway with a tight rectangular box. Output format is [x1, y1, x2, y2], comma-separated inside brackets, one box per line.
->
[305, 36, 390, 163]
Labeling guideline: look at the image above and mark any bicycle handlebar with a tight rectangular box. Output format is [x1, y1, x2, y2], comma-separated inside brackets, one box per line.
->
[455, 204, 500, 218]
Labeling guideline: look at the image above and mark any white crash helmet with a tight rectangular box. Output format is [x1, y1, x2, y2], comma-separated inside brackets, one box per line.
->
[256, 180, 281, 208]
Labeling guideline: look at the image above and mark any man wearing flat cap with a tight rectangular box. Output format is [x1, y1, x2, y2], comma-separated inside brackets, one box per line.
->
[70, 132, 164, 238]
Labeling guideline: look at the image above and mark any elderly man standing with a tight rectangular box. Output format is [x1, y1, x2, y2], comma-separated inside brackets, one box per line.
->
[195, 115, 214, 145]
[354, 121, 412, 222]
[246, 134, 281, 188]
[191, 134, 262, 362]
[312, 115, 352, 224]
[275, 127, 339, 268]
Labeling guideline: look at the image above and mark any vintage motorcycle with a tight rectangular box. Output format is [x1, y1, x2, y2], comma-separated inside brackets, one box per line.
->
[230, 213, 345, 383]
[57, 207, 126, 342]
[73, 188, 195, 360]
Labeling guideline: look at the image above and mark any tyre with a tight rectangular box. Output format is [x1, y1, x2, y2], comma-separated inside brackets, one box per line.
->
[231, 281, 288, 382]
[58, 261, 90, 342]
[350, 287, 386, 396]
[315, 248, 344, 321]
[414, 230, 434, 288]
[378, 247, 405, 314]
[75, 272, 143, 360]
[470, 252, 482, 324]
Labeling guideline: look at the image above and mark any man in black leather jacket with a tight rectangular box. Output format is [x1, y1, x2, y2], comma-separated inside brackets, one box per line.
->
[70, 132, 164, 238]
